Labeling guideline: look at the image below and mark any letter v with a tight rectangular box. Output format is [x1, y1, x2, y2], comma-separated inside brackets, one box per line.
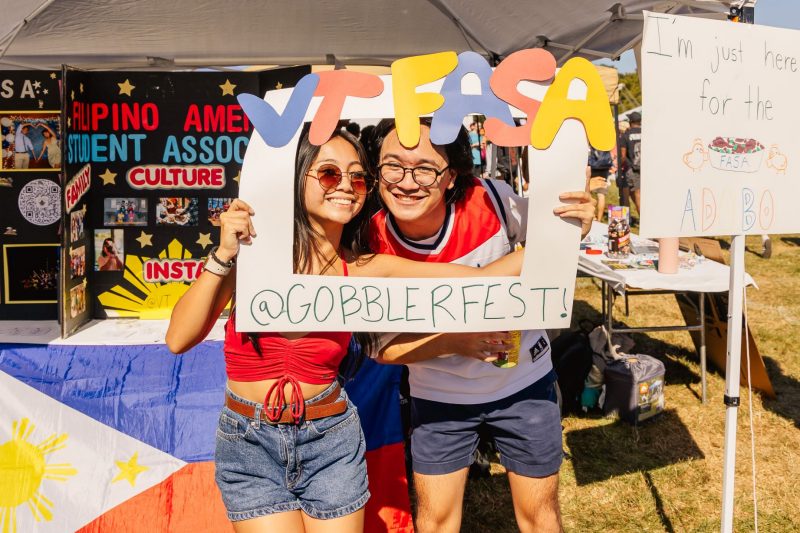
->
[237, 73, 319, 147]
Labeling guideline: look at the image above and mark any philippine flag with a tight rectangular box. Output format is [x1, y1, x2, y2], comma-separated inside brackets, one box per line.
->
[0, 321, 413, 532]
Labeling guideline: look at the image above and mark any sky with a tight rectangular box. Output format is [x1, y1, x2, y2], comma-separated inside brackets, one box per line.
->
[595, 0, 800, 73]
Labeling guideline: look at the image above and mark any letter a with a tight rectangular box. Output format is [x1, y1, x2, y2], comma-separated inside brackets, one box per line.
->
[429, 52, 514, 145]
[531, 57, 615, 150]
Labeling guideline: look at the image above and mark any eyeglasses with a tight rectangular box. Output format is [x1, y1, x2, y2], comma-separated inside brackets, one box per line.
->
[307, 164, 373, 196]
[377, 163, 449, 187]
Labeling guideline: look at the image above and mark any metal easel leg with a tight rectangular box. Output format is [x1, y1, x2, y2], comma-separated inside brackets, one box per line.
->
[700, 292, 707, 404]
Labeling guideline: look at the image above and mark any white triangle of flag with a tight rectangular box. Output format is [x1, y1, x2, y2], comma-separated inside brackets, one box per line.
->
[0, 370, 187, 533]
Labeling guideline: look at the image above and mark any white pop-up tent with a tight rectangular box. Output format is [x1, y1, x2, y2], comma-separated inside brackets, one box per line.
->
[1, 0, 735, 70]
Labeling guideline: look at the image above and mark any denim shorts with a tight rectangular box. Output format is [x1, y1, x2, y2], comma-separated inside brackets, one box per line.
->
[214, 382, 370, 521]
[410, 371, 563, 477]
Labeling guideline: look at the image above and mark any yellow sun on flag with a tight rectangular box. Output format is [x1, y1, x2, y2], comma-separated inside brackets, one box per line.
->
[0, 419, 77, 533]
[98, 238, 196, 319]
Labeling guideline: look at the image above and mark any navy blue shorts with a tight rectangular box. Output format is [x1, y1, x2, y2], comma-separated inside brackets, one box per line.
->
[410, 371, 563, 478]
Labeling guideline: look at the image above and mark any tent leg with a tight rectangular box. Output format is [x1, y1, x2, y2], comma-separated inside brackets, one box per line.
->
[720, 235, 745, 533]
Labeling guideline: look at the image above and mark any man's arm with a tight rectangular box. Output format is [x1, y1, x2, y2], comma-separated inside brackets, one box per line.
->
[376, 331, 513, 365]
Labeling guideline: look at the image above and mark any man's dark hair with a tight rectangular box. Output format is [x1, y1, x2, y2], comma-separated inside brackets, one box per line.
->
[367, 118, 473, 206]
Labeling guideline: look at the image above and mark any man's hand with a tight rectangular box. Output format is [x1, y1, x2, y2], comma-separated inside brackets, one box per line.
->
[378, 331, 515, 365]
[554, 191, 596, 239]
[440, 331, 515, 362]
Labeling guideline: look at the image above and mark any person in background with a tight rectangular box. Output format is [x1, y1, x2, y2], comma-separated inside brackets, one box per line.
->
[468, 122, 482, 177]
[620, 112, 642, 220]
[586, 145, 616, 221]
[345, 121, 361, 140]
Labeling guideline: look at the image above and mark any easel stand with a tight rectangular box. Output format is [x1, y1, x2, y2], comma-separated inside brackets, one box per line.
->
[720, 234, 745, 533]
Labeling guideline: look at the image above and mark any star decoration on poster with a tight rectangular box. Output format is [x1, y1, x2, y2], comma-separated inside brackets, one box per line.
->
[67, 117, 71, 127]
[99, 168, 117, 185]
[118, 79, 136, 96]
[33, 81, 41, 89]
[38, 100, 44, 109]
[219, 79, 237, 96]
[196, 233, 213, 249]
[232, 171, 241, 184]
[135, 231, 153, 248]
[70, 90, 75, 100]
[275, 81, 283, 89]
[50, 72, 57, 79]
[43, 88, 49, 95]
[112, 452, 149, 487]
[80, 83, 84, 93]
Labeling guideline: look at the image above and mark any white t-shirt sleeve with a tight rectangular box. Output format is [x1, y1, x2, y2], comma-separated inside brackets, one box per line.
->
[489, 179, 529, 244]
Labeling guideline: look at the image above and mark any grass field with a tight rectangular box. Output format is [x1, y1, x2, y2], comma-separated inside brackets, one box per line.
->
[452, 210, 800, 531]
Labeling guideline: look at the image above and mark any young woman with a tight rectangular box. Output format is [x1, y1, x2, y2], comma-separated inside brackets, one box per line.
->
[166, 128, 522, 533]
[37, 126, 61, 168]
[97, 238, 123, 271]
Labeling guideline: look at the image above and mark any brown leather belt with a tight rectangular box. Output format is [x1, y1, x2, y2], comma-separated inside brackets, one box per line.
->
[225, 383, 347, 424]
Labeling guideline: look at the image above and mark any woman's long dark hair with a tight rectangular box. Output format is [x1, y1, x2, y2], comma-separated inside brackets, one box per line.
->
[250, 124, 376, 380]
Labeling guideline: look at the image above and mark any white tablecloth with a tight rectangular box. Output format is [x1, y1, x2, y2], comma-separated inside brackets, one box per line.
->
[578, 222, 756, 293]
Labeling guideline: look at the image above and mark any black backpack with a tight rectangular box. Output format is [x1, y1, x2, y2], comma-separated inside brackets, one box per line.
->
[550, 323, 595, 415]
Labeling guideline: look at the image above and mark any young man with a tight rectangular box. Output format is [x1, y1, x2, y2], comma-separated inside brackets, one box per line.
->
[367, 119, 593, 533]
[14, 124, 35, 169]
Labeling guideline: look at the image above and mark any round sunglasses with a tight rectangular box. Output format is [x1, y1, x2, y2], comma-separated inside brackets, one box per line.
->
[307, 164, 373, 196]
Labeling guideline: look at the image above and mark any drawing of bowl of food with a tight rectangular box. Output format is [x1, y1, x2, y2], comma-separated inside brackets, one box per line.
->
[707, 136, 765, 173]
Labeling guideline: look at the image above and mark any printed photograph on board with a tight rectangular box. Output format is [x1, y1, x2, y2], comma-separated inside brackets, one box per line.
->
[70, 208, 86, 242]
[69, 245, 86, 278]
[207, 198, 234, 226]
[94, 228, 124, 272]
[103, 198, 148, 226]
[156, 197, 198, 226]
[2, 243, 59, 303]
[69, 283, 87, 318]
[0, 113, 61, 170]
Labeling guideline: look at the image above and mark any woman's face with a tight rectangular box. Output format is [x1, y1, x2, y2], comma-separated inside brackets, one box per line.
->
[303, 136, 367, 230]
[43, 130, 51, 139]
[104, 240, 116, 254]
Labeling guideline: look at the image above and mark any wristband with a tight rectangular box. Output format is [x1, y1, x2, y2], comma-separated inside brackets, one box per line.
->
[204, 247, 235, 276]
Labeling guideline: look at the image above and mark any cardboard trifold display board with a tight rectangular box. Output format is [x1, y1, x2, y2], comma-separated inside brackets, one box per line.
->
[58, 67, 309, 336]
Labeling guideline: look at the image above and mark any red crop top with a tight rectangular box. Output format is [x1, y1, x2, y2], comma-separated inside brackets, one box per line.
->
[223, 259, 352, 422]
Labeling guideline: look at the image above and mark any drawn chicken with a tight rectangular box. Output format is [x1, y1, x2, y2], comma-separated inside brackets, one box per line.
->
[682, 139, 708, 171]
[767, 145, 788, 174]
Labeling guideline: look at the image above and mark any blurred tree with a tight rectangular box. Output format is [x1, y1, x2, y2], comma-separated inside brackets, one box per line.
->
[619, 72, 641, 112]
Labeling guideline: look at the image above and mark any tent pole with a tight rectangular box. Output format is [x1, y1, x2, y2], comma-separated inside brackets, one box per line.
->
[0, 0, 57, 60]
[720, 235, 745, 532]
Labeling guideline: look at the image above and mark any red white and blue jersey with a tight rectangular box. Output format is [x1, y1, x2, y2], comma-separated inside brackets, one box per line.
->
[370, 178, 553, 404]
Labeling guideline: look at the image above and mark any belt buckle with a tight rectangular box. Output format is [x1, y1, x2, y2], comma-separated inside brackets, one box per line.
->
[263, 404, 285, 424]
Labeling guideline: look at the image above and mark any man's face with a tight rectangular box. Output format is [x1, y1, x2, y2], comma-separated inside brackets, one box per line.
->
[378, 125, 455, 240]
[21, 126, 29, 134]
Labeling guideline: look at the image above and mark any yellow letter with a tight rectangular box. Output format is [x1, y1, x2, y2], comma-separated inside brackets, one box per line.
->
[391, 52, 458, 147]
[531, 57, 614, 151]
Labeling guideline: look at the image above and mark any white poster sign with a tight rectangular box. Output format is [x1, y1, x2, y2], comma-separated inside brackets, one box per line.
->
[236, 56, 613, 332]
[640, 12, 800, 238]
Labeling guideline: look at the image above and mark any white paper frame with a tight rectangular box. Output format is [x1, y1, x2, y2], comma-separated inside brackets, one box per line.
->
[236, 73, 588, 332]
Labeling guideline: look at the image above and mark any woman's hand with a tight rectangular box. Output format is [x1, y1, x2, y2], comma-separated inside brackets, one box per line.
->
[554, 191, 596, 239]
[217, 199, 256, 263]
